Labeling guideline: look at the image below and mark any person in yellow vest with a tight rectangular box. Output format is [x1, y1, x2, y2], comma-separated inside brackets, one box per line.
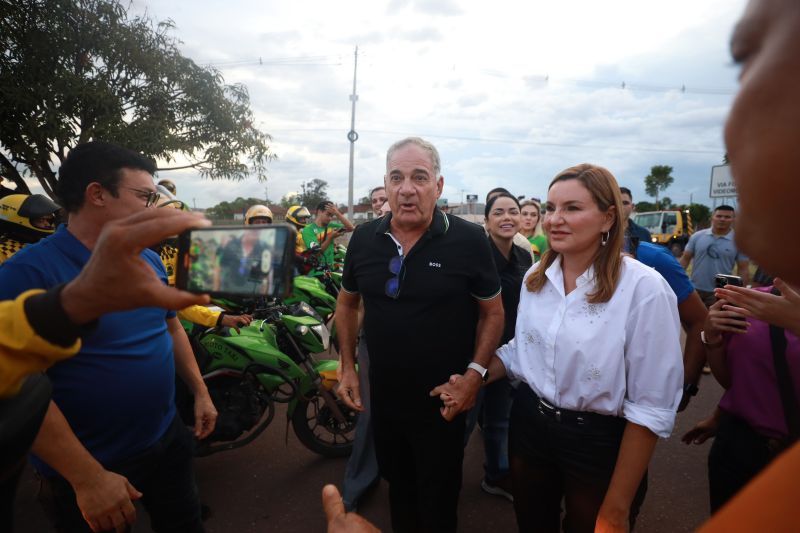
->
[0, 194, 61, 264]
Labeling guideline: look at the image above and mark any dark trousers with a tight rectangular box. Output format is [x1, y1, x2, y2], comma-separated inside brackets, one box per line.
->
[341, 336, 380, 510]
[509, 385, 647, 533]
[708, 413, 786, 513]
[464, 378, 514, 482]
[373, 409, 466, 533]
[38, 415, 203, 533]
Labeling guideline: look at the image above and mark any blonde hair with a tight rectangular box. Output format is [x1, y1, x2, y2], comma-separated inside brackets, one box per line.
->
[525, 164, 624, 303]
[520, 200, 544, 237]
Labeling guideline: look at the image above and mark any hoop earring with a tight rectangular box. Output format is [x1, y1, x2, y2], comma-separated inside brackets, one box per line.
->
[601, 231, 609, 246]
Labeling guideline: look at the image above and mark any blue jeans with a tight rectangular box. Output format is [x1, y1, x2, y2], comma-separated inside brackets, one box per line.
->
[38, 415, 203, 533]
[464, 378, 513, 481]
[341, 334, 380, 510]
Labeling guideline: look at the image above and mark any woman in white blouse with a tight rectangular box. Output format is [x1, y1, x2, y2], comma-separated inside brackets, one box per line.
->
[437, 164, 683, 532]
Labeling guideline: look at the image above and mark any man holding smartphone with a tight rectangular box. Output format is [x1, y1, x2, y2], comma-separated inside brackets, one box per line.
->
[0, 141, 214, 533]
[301, 201, 354, 272]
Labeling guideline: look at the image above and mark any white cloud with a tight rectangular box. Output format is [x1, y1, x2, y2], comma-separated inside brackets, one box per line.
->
[122, 0, 747, 209]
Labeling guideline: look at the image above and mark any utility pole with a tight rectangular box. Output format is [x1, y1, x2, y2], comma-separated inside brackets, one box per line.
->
[346, 46, 359, 219]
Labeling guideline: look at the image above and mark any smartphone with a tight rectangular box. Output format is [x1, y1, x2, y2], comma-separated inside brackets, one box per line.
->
[714, 274, 746, 326]
[175, 225, 296, 299]
[714, 274, 743, 289]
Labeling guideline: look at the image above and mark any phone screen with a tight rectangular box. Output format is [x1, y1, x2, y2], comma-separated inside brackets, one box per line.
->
[175, 225, 296, 298]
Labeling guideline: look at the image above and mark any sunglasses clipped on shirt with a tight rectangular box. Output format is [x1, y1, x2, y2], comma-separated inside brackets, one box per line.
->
[385, 254, 405, 299]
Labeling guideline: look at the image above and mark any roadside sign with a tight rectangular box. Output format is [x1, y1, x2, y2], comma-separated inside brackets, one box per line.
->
[709, 164, 736, 198]
[466, 194, 478, 203]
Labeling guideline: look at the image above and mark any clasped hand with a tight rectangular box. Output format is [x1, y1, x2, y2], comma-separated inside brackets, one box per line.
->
[429, 372, 482, 421]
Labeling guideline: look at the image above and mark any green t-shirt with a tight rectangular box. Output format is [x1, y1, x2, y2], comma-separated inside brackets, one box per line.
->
[301, 221, 344, 269]
[528, 234, 548, 262]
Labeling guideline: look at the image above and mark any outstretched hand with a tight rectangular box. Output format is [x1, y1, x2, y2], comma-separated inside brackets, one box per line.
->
[322, 484, 380, 533]
[714, 279, 800, 336]
[61, 209, 212, 324]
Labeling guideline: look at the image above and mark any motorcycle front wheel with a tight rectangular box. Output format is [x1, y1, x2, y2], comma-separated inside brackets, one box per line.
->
[291, 393, 358, 458]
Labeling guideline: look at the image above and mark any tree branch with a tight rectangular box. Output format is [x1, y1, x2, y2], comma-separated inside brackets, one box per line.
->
[0, 152, 31, 194]
[157, 160, 209, 171]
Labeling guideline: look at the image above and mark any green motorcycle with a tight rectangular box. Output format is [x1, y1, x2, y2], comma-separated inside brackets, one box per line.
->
[178, 300, 357, 458]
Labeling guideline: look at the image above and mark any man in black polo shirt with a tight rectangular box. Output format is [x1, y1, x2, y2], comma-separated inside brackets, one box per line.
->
[336, 137, 504, 532]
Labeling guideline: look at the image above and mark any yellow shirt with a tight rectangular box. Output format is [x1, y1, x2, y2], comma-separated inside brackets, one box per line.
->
[0, 290, 81, 397]
[0, 237, 27, 264]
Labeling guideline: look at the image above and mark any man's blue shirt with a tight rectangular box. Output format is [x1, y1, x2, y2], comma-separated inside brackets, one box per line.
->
[0, 225, 177, 476]
[635, 241, 694, 304]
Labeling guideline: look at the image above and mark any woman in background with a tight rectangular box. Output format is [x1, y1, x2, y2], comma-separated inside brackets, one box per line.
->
[520, 199, 548, 262]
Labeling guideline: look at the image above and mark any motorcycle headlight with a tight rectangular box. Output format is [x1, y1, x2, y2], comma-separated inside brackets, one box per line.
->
[294, 301, 324, 322]
[295, 325, 310, 336]
[310, 324, 330, 351]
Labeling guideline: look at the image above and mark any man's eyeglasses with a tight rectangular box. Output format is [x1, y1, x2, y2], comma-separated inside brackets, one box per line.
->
[385, 254, 405, 299]
[124, 187, 160, 207]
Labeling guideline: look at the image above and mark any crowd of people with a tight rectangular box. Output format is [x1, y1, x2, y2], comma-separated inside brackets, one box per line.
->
[1, 1, 800, 532]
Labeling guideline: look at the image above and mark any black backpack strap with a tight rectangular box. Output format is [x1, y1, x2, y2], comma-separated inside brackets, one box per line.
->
[769, 287, 800, 441]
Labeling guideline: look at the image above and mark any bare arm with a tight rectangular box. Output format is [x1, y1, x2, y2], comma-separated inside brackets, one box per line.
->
[679, 250, 693, 270]
[431, 295, 504, 421]
[32, 402, 141, 532]
[334, 289, 363, 411]
[678, 292, 709, 411]
[702, 299, 740, 389]
[168, 316, 217, 438]
[596, 422, 658, 532]
[331, 205, 355, 232]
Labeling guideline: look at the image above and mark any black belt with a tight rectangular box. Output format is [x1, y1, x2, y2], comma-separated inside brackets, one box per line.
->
[524, 385, 621, 427]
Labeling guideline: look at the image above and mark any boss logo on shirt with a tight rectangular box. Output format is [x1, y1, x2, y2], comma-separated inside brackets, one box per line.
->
[429, 261, 441, 268]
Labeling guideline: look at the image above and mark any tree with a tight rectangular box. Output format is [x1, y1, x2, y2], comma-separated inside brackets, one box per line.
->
[644, 165, 675, 210]
[635, 201, 657, 213]
[676, 203, 712, 230]
[357, 196, 371, 206]
[205, 197, 269, 220]
[660, 196, 674, 209]
[280, 192, 300, 209]
[0, 0, 274, 197]
[298, 179, 329, 209]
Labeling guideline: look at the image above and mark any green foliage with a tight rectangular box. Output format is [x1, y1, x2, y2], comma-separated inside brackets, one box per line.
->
[677, 203, 712, 229]
[299, 179, 329, 209]
[644, 165, 675, 210]
[660, 196, 673, 209]
[278, 178, 329, 209]
[357, 196, 371, 206]
[205, 197, 269, 220]
[0, 0, 274, 197]
[635, 201, 657, 212]
[280, 192, 300, 209]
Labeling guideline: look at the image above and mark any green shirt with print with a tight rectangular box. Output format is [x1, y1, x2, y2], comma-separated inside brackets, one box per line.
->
[301, 221, 344, 269]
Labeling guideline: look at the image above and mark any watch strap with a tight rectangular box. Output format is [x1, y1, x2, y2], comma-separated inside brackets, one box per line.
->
[467, 362, 488, 382]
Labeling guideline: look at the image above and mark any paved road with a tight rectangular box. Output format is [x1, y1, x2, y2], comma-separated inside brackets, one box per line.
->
[13, 374, 723, 532]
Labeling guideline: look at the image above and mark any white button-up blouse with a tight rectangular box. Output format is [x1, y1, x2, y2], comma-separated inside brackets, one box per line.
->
[496, 255, 683, 438]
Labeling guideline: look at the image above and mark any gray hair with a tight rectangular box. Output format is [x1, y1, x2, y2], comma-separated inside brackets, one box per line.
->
[385, 137, 441, 177]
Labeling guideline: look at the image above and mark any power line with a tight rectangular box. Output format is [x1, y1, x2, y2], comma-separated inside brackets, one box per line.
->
[267, 127, 723, 156]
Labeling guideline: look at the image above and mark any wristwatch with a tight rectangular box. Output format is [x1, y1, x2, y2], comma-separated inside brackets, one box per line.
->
[701, 330, 724, 348]
[683, 383, 699, 397]
[467, 362, 489, 382]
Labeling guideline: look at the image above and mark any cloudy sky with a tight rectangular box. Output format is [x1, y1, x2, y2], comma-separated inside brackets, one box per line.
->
[105, 0, 748, 209]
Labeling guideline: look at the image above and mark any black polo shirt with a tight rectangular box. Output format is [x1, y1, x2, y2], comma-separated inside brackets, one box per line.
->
[342, 208, 501, 421]
[488, 237, 533, 345]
